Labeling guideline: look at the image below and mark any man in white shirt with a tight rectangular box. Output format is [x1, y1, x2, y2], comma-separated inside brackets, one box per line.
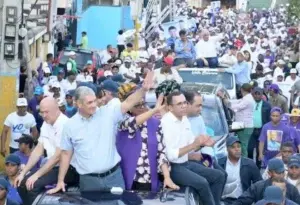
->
[218, 136, 262, 205]
[100, 45, 113, 65]
[153, 56, 183, 88]
[195, 29, 222, 68]
[219, 46, 238, 67]
[161, 91, 226, 205]
[119, 57, 140, 82]
[61, 72, 77, 93]
[285, 69, 300, 84]
[1, 98, 38, 155]
[14, 97, 78, 205]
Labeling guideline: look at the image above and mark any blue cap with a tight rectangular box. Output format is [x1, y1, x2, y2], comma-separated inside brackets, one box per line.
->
[86, 60, 93, 65]
[0, 178, 9, 190]
[288, 155, 300, 168]
[102, 79, 119, 93]
[34, 86, 44, 95]
[58, 69, 65, 74]
[111, 74, 126, 83]
[268, 158, 285, 173]
[5, 154, 21, 165]
[66, 89, 75, 97]
[269, 84, 280, 94]
[261, 186, 283, 205]
[226, 136, 241, 147]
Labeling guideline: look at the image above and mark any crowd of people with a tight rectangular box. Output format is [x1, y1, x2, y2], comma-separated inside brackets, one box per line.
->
[1, 2, 300, 205]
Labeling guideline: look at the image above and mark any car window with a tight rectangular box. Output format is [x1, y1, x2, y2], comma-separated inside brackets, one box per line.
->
[60, 52, 93, 66]
[179, 70, 234, 90]
[201, 103, 226, 139]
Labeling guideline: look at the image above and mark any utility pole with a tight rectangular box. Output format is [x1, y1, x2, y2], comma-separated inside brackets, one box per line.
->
[0, 0, 23, 168]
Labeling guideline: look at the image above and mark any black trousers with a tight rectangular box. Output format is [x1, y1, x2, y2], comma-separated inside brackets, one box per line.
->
[18, 166, 79, 205]
[248, 128, 262, 168]
[117, 45, 125, 58]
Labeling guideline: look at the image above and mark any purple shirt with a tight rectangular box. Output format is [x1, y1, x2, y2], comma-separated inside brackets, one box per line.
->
[259, 122, 294, 165]
[14, 151, 42, 173]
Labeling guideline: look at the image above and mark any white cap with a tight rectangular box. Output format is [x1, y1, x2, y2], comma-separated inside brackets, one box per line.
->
[57, 98, 65, 107]
[115, 59, 122, 65]
[43, 66, 51, 74]
[277, 59, 285, 64]
[262, 42, 269, 47]
[284, 56, 289, 61]
[124, 57, 132, 63]
[290, 68, 297, 74]
[67, 51, 76, 56]
[104, 70, 113, 77]
[17, 98, 28, 106]
[277, 71, 284, 77]
[52, 81, 60, 88]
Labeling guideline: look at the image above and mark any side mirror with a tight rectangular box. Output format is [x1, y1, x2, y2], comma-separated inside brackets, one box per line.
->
[229, 122, 245, 132]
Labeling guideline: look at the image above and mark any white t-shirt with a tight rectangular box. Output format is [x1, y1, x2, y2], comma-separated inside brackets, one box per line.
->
[38, 113, 69, 159]
[61, 79, 77, 93]
[4, 112, 36, 148]
[76, 74, 93, 83]
[116, 34, 125, 45]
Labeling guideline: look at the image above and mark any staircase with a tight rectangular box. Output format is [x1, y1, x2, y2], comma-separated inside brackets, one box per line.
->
[144, 0, 171, 40]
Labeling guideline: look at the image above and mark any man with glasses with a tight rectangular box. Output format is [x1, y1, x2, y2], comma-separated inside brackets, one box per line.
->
[233, 158, 300, 205]
[248, 87, 271, 168]
[161, 91, 226, 205]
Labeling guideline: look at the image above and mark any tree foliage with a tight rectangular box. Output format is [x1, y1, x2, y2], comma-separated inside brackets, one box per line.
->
[287, 0, 300, 20]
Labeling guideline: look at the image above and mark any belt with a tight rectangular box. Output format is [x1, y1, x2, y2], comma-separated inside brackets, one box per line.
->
[87, 162, 120, 178]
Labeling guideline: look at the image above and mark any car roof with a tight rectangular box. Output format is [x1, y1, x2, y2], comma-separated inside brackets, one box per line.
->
[181, 82, 223, 95]
[64, 48, 94, 54]
[178, 68, 234, 76]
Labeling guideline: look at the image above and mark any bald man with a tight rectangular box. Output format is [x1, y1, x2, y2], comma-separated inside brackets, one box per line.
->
[14, 97, 79, 205]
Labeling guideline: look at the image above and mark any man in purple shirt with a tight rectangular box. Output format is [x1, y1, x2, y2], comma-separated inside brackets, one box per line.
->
[28, 86, 44, 132]
[14, 134, 42, 173]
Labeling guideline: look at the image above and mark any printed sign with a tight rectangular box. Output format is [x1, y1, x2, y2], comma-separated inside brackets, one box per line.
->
[267, 130, 283, 151]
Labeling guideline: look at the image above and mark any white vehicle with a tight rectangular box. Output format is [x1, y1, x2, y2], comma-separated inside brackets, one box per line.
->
[178, 68, 237, 99]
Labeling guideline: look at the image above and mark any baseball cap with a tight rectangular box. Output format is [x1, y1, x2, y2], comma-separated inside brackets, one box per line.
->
[163, 56, 174, 66]
[268, 158, 285, 173]
[290, 108, 300, 117]
[115, 59, 122, 65]
[5, 154, 21, 165]
[290, 68, 297, 74]
[43, 66, 51, 74]
[102, 79, 119, 93]
[34, 86, 44, 95]
[14, 134, 34, 146]
[66, 90, 75, 97]
[226, 136, 241, 147]
[288, 155, 300, 168]
[253, 87, 263, 94]
[277, 59, 285, 65]
[58, 69, 65, 75]
[0, 178, 9, 190]
[269, 84, 280, 93]
[52, 82, 60, 88]
[86, 60, 93, 65]
[260, 186, 283, 205]
[16, 98, 28, 107]
[124, 57, 132, 63]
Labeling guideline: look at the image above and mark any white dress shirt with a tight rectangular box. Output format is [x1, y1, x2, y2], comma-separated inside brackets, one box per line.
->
[195, 35, 222, 59]
[161, 112, 195, 163]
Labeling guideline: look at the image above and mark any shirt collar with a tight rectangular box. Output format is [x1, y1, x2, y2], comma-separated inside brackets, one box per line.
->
[168, 112, 183, 123]
[52, 113, 64, 128]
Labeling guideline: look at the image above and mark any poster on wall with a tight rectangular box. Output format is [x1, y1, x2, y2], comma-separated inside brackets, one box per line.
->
[210, 1, 221, 13]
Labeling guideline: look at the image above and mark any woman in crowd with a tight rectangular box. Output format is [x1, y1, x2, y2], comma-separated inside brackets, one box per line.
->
[116, 83, 179, 192]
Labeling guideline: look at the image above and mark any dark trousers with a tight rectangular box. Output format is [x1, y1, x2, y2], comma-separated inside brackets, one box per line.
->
[117, 45, 125, 58]
[170, 161, 226, 205]
[9, 147, 18, 154]
[196, 57, 219, 68]
[18, 166, 79, 205]
[173, 58, 195, 67]
[248, 128, 262, 168]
